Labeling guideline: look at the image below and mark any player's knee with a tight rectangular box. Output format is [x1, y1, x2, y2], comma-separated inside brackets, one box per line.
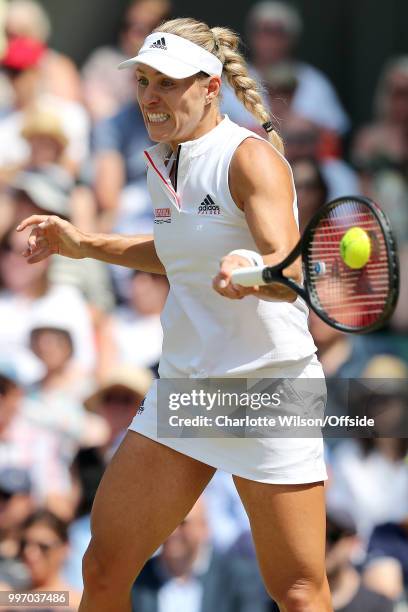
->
[268, 578, 323, 612]
[82, 541, 136, 593]
[280, 587, 315, 611]
[82, 545, 111, 592]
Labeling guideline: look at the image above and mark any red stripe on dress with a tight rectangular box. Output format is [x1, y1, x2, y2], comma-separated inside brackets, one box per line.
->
[144, 151, 180, 208]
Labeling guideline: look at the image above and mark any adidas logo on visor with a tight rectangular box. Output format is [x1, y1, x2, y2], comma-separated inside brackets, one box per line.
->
[150, 37, 167, 50]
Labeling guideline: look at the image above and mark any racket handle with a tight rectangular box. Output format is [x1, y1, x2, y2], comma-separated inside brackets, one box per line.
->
[231, 266, 267, 287]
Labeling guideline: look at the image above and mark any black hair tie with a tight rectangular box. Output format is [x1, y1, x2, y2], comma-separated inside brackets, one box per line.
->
[262, 121, 274, 133]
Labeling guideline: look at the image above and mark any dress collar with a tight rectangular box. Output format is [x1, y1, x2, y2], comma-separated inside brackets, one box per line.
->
[145, 115, 232, 162]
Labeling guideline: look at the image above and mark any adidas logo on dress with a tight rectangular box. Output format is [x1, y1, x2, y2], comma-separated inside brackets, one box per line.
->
[150, 37, 167, 50]
[198, 195, 220, 215]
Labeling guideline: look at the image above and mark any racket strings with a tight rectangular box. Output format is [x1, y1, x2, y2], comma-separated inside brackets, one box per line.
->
[306, 199, 392, 329]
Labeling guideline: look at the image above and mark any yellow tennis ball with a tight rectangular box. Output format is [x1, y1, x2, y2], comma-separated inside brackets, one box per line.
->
[340, 227, 371, 269]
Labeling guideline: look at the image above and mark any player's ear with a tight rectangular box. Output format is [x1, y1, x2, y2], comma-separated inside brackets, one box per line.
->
[205, 75, 221, 105]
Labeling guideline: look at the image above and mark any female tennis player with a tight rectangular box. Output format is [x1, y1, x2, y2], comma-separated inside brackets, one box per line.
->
[17, 18, 332, 612]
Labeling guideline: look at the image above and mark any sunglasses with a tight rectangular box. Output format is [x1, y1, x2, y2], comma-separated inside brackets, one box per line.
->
[0, 377, 16, 395]
[0, 489, 13, 501]
[389, 87, 408, 98]
[326, 528, 343, 545]
[326, 524, 355, 545]
[296, 179, 322, 191]
[2, 66, 24, 79]
[252, 24, 289, 36]
[20, 538, 62, 555]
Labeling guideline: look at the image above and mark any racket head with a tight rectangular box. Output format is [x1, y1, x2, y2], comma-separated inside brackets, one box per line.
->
[302, 196, 399, 333]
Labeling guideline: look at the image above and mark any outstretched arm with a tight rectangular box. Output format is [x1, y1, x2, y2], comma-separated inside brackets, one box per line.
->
[82, 231, 164, 273]
[16, 215, 165, 275]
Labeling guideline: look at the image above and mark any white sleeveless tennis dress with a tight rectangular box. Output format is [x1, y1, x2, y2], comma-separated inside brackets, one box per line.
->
[128, 115, 327, 484]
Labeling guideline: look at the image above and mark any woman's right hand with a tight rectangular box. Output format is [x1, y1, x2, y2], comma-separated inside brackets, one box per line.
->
[16, 215, 86, 263]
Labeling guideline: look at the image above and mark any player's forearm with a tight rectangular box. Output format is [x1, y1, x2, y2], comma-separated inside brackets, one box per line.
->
[81, 233, 166, 274]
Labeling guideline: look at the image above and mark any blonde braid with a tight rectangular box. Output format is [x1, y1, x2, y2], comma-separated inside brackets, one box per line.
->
[154, 18, 284, 154]
[211, 26, 284, 153]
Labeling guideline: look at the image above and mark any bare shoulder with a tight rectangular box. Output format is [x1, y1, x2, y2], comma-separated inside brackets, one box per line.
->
[229, 137, 293, 210]
[232, 136, 290, 174]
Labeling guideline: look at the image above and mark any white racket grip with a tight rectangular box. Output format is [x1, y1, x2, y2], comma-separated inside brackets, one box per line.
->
[231, 266, 267, 287]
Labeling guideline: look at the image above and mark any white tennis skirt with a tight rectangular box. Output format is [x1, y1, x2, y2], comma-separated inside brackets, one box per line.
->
[128, 353, 327, 484]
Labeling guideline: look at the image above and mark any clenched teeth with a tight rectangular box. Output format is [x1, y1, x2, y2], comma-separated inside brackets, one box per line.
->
[147, 113, 170, 123]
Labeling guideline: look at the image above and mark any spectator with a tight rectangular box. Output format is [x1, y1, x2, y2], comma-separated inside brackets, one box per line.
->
[326, 512, 394, 611]
[262, 61, 298, 127]
[0, 36, 90, 175]
[23, 320, 109, 466]
[132, 498, 270, 612]
[0, 366, 73, 517]
[352, 56, 408, 173]
[363, 520, 408, 603]
[0, 468, 33, 589]
[4, 0, 82, 101]
[0, 107, 70, 188]
[327, 434, 408, 542]
[17, 109, 99, 234]
[0, 227, 96, 379]
[0, 158, 71, 239]
[325, 354, 408, 521]
[282, 114, 359, 199]
[84, 364, 152, 457]
[221, 1, 349, 135]
[0, 110, 98, 239]
[351, 59, 408, 333]
[18, 510, 81, 608]
[82, 0, 172, 121]
[28, 322, 88, 398]
[100, 271, 168, 373]
[21, 108, 68, 168]
[1, 167, 114, 314]
[291, 157, 328, 231]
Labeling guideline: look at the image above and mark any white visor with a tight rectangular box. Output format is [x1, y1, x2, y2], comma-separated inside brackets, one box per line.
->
[118, 31, 223, 79]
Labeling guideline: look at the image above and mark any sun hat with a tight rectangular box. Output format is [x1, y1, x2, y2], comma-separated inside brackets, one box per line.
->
[0, 468, 31, 496]
[118, 31, 223, 78]
[10, 166, 73, 218]
[21, 109, 68, 150]
[0, 362, 20, 387]
[84, 365, 153, 412]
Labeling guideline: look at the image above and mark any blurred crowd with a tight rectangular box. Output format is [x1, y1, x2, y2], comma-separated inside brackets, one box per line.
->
[0, 0, 407, 610]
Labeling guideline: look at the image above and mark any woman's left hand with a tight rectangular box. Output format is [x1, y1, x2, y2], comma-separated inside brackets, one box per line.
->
[213, 254, 259, 299]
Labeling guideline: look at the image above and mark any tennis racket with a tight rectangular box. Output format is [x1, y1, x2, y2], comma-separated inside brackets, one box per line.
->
[231, 196, 399, 333]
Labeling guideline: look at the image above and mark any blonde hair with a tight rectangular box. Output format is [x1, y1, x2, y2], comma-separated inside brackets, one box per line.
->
[247, 1, 302, 38]
[6, 0, 51, 42]
[154, 17, 284, 154]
